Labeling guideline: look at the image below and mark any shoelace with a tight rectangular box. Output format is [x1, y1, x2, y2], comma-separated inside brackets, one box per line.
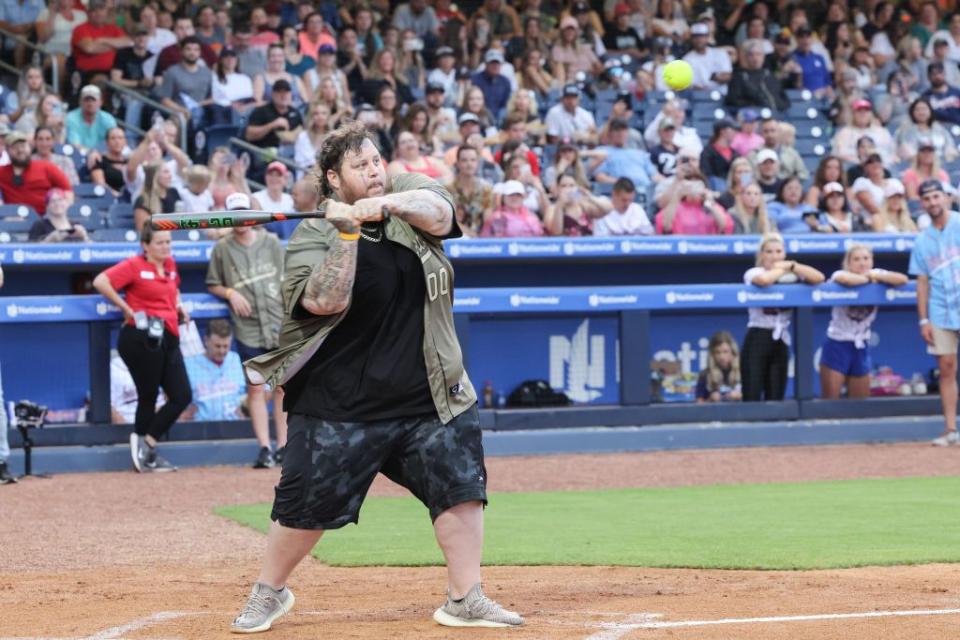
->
[467, 589, 507, 618]
[237, 591, 276, 620]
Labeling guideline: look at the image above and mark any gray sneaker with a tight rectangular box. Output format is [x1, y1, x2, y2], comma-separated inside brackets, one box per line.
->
[144, 451, 177, 472]
[231, 582, 295, 634]
[130, 433, 147, 472]
[433, 583, 523, 628]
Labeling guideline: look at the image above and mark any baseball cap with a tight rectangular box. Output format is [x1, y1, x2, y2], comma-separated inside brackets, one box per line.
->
[918, 179, 944, 197]
[659, 117, 677, 131]
[458, 112, 480, 125]
[132, 23, 149, 36]
[225, 192, 251, 210]
[5, 131, 28, 145]
[266, 161, 288, 176]
[501, 180, 525, 196]
[852, 98, 872, 111]
[436, 45, 455, 57]
[823, 181, 844, 196]
[80, 84, 101, 100]
[484, 49, 504, 64]
[795, 25, 812, 37]
[572, 1, 590, 14]
[318, 44, 336, 55]
[562, 83, 581, 98]
[739, 108, 759, 123]
[219, 47, 237, 58]
[690, 23, 710, 36]
[426, 80, 445, 93]
[613, 3, 631, 17]
[756, 148, 778, 164]
[560, 15, 578, 30]
[918, 137, 936, 150]
[272, 78, 292, 93]
[884, 178, 906, 198]
[774, 31, 791, 44]
[934, 38, 949, 47]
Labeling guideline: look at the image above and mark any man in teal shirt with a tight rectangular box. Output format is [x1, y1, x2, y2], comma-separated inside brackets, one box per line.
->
[65, 85, 118, 150]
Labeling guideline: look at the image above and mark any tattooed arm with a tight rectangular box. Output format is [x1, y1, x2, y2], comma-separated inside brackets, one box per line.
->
[300, 237, 359, 316]
[354, 189, 454, 237]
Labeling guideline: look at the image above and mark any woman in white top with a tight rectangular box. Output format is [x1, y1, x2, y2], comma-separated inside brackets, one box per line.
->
[211, 49, 255, 120]
[251, 161, 294, 213]
[871, 179, 918, 233]
[253, 43, 309, 109]
[294, 102, 331, 179]
[741, 233, 825, 401]
[851, 153, 887, 220]
[304, 43, 351, 106]
[35, 0, 87, 90]
[820, 244, 908, 399]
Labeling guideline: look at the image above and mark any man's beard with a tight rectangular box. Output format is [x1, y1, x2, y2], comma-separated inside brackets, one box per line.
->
[10, 156, 29, 169]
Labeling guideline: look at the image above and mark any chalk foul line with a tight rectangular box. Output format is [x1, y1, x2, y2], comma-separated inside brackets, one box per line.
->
[588, 607, 960, 634]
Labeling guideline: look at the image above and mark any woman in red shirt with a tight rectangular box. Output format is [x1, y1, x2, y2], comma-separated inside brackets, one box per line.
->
[93, 227, 192, 473]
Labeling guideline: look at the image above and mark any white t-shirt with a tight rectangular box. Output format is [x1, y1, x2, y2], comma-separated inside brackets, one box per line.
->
[177, 186, 214, 214]
[826, 270, 879, 348]
[743, 267, 793, 344]
[426, 68, 458, 107]
[544, 104, 596, 140]
[212, 72, 254, 107]
[252, 189, 294, 213]
[294, 130, 320, 176]
[144, 28, 177, 77]
[851, 177, 886, 214]
[36, 7, 87, 56]
[682, 47, 732, 93]
[593, 203, 653, 236]
[493, 181, 540, 214]
[643, 114, 703, 156]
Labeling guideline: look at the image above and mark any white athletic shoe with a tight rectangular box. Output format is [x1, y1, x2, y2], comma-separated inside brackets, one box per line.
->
[231, 582, 295, 633]
[932, 431, 959, 447]
[130, 433, 145, 472]
[433, 583, 524, 628]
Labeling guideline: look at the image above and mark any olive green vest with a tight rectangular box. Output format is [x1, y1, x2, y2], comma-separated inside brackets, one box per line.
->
[243, 174, 477, 424]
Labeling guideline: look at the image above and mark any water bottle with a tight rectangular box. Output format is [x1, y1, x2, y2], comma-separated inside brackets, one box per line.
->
[496, 391, 506, 408]
[482, 381, 494, 408]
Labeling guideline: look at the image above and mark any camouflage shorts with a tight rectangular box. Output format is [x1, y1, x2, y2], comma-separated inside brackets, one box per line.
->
[271, 404, 487, 530]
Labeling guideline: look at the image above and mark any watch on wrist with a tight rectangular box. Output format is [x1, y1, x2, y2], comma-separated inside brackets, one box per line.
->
[919, 318, 931, 326]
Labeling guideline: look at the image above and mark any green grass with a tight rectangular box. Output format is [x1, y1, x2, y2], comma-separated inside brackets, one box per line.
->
[216, 476, 960, 570]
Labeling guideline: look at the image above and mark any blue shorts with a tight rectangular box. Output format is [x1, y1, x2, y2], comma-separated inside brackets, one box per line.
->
[820, 337, 871, 377]
[235, 339, 270, 363]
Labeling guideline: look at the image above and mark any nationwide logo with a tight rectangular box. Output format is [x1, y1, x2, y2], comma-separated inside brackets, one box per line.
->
[184, 300, 229, 313]
[588, 294, 639, 307]
[789, 239, 800, 253]
[677, 240, 689, 254]
[790, 239, 841, 252]
[733, 240, 744, 254]
[12, 249, 25, 263]
[95, 301, 116, 316]
[508, 242, 519, 256]
[886, 288, 917, 301]
[507, 242, 563, 256]
[509, 294, 561, 307]
[445, 242, 503, 257]
[812, 290, 858, 302]
[449, 243, 461, 258]
[619, 240, 673, 254]
[665, 291, 714, 304]
[453, 296, 481, 307]
[11, 249, 73, 263]
[563, 241, 575, 256]
[87, 248, 137, 261]
[738, 290, 786, 303]
[847, 237, 895, 251]
[5, 304, 63, 318]
[683, 241, 729, 253]
[79, 248, 92, 263]
[173, 248, 204, 259]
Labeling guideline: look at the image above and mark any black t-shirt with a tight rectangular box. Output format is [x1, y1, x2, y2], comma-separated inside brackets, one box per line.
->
[650, 143, 679, 177]
[28, 218, 83, 242]
[113, 46, 150, 82]
[284, 222, 436, 421]
[134, 190, 181, 215]
[95, 156, 128, 192]
[759, 178, 782, 203]
[603, 26, 644, 53]
[246, 103, 304, 148]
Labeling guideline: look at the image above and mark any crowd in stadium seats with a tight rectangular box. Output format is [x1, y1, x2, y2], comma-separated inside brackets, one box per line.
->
[0, 0, 959, 240]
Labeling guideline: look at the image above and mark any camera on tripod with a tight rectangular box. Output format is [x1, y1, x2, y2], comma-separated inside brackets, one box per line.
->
[11, 400, 47, 430]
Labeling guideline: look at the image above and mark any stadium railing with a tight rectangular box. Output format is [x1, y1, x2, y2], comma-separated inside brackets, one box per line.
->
[0, 26, 58, 92]
[0, 281, 937, 444]
[105, 80, 189, 153]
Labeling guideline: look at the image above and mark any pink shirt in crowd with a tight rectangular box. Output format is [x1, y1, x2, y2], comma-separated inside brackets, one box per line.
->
[481, 206, 545, 237]
[655, 201, 734, 235]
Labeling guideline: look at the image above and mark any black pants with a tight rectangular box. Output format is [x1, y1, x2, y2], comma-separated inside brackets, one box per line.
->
[117, 325, 192, 439]
[740, 327, 790, 402]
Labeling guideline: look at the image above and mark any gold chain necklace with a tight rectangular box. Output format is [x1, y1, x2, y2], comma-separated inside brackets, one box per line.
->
[359, 222, 383, 243]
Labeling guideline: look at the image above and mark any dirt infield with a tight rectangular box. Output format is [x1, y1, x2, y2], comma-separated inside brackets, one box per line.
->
[4, 443, 960, 639]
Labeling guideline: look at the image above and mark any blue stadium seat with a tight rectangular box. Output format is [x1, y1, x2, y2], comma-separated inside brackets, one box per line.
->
[73, 183, 110, 199]
[785, 88, 814, 103]
[0, 204, 40, 236]
[204, 123, 240, 156]
[786, 103, 822, 119]
[68, 201, 105, 223]
[795, 138, 828, 157]
[70, 214, 106, 231]
[689, 89, 722, 104]
[92, 228, 140, 242]
[594, 182, 614, 196]
[792, 121, 829, 139]
[170, 229, 204, 242]
[106, 202, 136, 229]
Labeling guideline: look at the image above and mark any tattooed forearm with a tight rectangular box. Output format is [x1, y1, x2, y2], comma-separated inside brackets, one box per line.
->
[301, 237, 358, 316]
[383, 190, 453, 236]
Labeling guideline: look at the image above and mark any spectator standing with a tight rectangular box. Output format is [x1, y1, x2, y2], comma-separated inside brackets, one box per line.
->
[93, 226, 192, 472]
[910, 179, 960, 445]
[544, 83, 597, 146]
[4, 66, 45, 135]
[111, 24, 154, 133]
[70, 0, 131, 81]
[768, 176, 817, 233]
[922, 61, 960, 126]
[726, 39, 790, 112]
[655, 178, 734, 235]
[684, 22, 732, 93]
[252, 162, 295, 213]
[696, 331, 742, 403]
[592, 118, 658, 189]
[206, 193, 288, 466]
[593, 177, 654, 236]
[0, 131, 72, 215]
[66, 85, 118, 150]
[831, 99, 897, 165]
[448, 145, 494, 237]
[33, 126, 78, 186]
[820, 244, 908, 400]
[182, 319, 247, 421]
[28, 188, 88, 242]
[0, 264, 11, 484]
[741, 233, 825, 402]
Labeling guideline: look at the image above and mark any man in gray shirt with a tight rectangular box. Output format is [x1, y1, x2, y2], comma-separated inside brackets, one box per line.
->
[232, 22, 267, 80]
[157, 36, 213, 127]
[392, 0, 439, 40]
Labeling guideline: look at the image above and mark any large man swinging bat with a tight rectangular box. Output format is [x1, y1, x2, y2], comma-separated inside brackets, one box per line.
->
[149, 207, 390, 231]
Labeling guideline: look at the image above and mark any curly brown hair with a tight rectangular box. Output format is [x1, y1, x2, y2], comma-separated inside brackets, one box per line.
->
[315, 120, 381, 198]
